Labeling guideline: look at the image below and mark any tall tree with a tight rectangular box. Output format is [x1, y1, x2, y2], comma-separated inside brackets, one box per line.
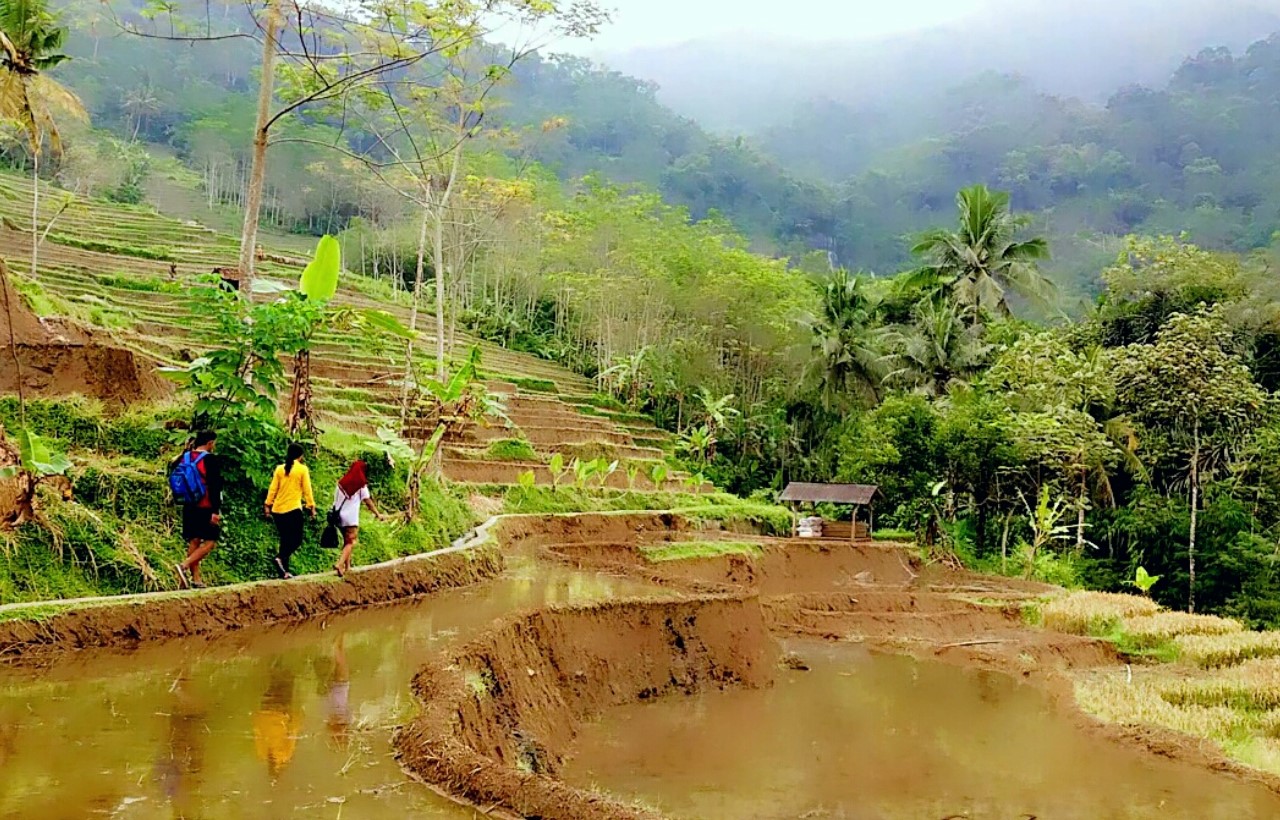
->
[1116, 309, 1265, 612]
[885, 298, 992, 398]
[0, 0, 85, 289]
[803, 271, 884, 409]
[911, 184, 1053, 319]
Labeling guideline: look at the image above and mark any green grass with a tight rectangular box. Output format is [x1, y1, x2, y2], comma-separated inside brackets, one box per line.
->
[0, 397, 477, 603]
[49, 233, 176, 260]
[485, 438, 538, 461]
[95, 274, 184, 294]
[508, 376, 557, 393]
[640, 541, 763, 563]
[496, 485, 792, 536]
[1094, 622, 1181, 663]
[873, 528, 915, 541]
[9, 272, 68, 317]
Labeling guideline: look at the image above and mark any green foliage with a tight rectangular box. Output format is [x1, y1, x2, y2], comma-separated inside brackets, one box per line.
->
[1131, 566, 1161, 595]
[47, 234, 174, 260]
[0, 397, 476, 601]
[486, 438, 536, 462]
[299, 234, 341, 302]
[639, 541, 763, 563]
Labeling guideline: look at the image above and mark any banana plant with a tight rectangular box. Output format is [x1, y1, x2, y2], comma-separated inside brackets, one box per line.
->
[0, 428, 73, 528]
[649, 462, 669, 490]
[1129, 566, 1160, 596]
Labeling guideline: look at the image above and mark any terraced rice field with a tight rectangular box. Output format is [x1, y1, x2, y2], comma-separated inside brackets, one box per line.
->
[0, 172, 680, 486]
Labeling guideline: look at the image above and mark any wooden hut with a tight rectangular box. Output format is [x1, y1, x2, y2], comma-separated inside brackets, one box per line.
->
[779, 482, 880, 541]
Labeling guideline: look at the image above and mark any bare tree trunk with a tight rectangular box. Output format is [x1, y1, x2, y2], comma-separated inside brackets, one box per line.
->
[1189, 419, 1200, 613]
[433, 196, 446, 380]
[30, 147, 39, 288]
[1076, 467, 1087, 553]
[286, 349, 315, 438]
[1000, 509, 1012, 576]
[237, 0, 282, 288]
[0, 259, 26, 425]
[400, 207, 430, 425]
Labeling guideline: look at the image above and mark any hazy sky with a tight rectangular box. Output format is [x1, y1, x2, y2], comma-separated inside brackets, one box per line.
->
[566, 0, 994, 54]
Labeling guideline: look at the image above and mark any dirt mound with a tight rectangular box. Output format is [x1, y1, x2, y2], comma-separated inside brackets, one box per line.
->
[495, 511, 693, 551]
[544, 538, 923, 594]
[396, 595, 776, 820]
[0, 545, 502, 666]
[0, 277, 170, 405]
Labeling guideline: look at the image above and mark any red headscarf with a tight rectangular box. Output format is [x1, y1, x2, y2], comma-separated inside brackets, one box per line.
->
[338, 460, 368, 497]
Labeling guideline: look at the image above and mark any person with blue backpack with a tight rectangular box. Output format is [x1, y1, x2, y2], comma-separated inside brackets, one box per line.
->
[171, 430, 222, 589]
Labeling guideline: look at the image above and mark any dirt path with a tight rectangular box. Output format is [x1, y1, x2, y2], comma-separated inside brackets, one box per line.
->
[0, 542, 501, 665]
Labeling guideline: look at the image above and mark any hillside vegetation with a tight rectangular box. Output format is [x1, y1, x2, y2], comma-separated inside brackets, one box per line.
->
[3, 0, 1280, 634]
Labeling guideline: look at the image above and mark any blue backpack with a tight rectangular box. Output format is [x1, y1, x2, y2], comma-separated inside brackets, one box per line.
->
[169, 451, 208, 505]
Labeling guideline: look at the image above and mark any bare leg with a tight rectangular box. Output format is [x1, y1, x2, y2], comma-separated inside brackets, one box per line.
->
[185, 539, 216, 584]
[338, 528, 357, 575]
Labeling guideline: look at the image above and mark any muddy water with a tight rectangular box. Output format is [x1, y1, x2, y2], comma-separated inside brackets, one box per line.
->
[563, 641, 1280, 820]
[0, 561, 659, 820]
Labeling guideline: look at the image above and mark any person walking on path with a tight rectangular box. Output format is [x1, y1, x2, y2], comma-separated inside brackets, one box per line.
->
[264, 443, 316, 579]
[175, 431, 222, 589]
[332, 459, 383, 578]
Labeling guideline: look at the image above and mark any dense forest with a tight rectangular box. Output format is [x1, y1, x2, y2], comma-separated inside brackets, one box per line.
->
[43, 0, 1280, 306]
[11, 0, 1280, 626]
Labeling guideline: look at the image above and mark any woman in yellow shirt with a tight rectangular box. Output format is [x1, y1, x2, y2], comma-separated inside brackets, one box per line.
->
[264, 443, 316, 578]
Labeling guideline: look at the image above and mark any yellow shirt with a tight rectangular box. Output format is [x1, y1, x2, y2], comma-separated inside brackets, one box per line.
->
[265, 464, 316, 514]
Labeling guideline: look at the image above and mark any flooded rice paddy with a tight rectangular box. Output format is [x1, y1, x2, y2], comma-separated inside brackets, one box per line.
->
[0, 561, 655, 819]
[562, 642, 1280, 819]
[4, 543, 1280, 819]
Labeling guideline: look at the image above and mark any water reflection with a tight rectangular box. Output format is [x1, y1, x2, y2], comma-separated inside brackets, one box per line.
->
[0, 564, 660, 818]
[153, 668, 206, 818]
[254, 662, 301, 783]
[324, 636, 352, 753]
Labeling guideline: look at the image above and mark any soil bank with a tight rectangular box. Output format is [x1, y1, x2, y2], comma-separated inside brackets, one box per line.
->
[396, 594, 776, 820]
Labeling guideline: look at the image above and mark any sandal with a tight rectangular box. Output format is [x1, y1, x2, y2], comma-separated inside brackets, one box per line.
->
[334, 563, 345, 578]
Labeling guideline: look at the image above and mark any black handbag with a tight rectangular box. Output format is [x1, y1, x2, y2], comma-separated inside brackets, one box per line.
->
[320, 490, 347, 550]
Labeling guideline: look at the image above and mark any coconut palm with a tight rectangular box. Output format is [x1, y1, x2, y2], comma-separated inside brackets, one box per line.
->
[911, 184, 1052, 319]
[803, 270, 886, 409]
[0, 0, 85, 285]
[885, 298, 992, 398]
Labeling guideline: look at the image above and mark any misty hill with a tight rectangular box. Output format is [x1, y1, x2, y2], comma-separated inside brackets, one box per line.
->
[40, 0, 1280, 305]
[605, 0, 1280, 133]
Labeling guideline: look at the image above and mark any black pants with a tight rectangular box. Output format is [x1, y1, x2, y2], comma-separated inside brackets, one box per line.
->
[272, 509, 305, 576]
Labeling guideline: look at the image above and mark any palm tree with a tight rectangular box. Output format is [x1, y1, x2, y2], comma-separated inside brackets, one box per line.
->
[886, 299, 992, 398]
[0, 0, 85, 286]
[803, 270, 886, 409]
[122, 84, 160, 141]
[911, 184, 1053, 319]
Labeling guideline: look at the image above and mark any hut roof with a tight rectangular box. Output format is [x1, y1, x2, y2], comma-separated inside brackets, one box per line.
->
[779, 482, 879, 505]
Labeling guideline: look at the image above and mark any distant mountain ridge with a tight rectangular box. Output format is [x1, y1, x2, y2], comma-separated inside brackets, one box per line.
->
[604, 0, 1280, 133]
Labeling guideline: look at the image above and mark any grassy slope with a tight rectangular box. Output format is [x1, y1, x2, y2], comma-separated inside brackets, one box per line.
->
[0, 172, 760, 603]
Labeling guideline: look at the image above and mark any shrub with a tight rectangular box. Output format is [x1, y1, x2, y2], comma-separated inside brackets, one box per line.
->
[486, 438, 538, 462]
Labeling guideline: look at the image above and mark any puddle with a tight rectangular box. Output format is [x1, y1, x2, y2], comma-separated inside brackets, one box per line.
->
[0, 563, 659, 819]
[562, 641, 1280, 820]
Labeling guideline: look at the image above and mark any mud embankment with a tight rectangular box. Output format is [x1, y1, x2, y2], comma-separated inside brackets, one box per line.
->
[0, 545, 502, 665]
[396, 595, 776, 820]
